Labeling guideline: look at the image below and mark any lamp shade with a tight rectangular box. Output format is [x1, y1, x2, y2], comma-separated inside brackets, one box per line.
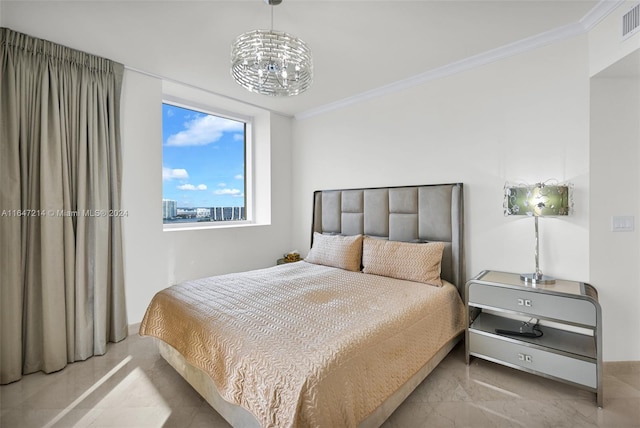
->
[504, 183, 571, 217]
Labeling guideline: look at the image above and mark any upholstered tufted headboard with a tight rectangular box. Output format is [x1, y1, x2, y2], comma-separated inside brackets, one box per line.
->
[311, 183, 465, 294]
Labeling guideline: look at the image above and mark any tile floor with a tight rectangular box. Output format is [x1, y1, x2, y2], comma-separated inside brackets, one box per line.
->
[1, 334, 639, 427]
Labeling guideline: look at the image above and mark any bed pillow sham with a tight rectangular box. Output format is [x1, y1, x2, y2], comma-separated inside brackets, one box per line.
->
[305, 232, 363, 272]
[362, 237, 445, 286]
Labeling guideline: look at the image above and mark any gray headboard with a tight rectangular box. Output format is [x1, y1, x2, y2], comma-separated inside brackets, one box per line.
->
[311, 183, 465, 294]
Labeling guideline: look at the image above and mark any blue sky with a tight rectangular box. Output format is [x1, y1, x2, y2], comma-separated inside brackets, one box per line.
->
[162, 103, 245, 208]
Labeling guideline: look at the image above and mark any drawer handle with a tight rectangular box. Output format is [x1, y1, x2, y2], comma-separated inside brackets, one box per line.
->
[518, 353, 533, 363]
[517, 298, 533, 307]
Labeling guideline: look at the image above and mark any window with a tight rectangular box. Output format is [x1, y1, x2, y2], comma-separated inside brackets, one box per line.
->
[162, 102, 247, 226]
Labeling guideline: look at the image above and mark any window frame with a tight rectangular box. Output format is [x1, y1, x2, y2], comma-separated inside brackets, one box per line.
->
[161, 95, 254, 231]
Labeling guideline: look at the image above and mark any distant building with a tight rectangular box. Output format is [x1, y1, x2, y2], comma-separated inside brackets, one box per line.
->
[162, 204, 246, 223]
[176, 208, 196, 218]
[196, 208, 210, 218]
[162, 199, 177, 219]
[210, 206, 246, 221]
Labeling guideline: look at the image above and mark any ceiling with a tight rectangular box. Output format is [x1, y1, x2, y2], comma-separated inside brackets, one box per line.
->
[2, 0, 603, 117]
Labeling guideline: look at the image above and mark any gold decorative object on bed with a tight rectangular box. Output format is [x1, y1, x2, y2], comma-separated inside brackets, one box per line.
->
[140, 183, 465, 427]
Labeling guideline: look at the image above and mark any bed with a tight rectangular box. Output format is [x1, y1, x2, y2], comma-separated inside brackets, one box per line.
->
[139, 183, 466, 427]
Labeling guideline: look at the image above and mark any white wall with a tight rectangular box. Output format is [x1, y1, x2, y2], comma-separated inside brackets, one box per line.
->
[121, 71, 293, 324]
[587, 1, 640, 362]
[292, 35, 590, 286]
[590, 74, 640, 361]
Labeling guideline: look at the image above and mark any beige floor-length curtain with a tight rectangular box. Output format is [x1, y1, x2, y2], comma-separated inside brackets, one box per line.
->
[0, 27, 127, 384]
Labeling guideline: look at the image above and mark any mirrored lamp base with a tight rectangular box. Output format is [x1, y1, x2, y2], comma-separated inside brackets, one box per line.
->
[520, 273, 556, 285]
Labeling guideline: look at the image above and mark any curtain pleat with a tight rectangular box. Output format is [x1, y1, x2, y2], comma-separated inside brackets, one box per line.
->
[0, 27, 127, 384]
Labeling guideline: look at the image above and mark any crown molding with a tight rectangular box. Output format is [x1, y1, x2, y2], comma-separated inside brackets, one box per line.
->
[295, 0, 623, 121]
[580, 0, 624, 31]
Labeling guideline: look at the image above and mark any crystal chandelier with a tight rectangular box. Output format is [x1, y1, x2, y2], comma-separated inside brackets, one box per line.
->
[231, 0, 313, 97]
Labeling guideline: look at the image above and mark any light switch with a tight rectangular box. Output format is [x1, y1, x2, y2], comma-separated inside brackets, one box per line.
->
[612, 216, 634, 232]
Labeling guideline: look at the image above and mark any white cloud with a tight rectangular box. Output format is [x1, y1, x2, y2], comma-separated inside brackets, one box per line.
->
[163, 167, 188, 181]
[217, 182, 227, 187]
[213, 188, 242, 196]
[233, 134, 244, 142]
[177, 183, 208, 191]
[234, 174, 243, 180]
[166, 115, 244, 147]
[177, 184, 196, 190]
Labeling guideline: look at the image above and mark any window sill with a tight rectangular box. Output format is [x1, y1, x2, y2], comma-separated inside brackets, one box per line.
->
[162, 220, 268, 232]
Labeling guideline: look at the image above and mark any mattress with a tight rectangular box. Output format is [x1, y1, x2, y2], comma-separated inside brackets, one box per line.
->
[139, 261, 465, 428]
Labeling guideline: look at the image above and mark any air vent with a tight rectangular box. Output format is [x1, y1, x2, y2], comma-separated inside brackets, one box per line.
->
[622, 3, 640, 40]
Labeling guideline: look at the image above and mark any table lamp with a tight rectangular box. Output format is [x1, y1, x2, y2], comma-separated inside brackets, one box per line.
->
[504, 181, 572, 285]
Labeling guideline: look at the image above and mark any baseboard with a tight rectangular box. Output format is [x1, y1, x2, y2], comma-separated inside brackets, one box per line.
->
[128, 322, 141, 335]
[603, 360, 640, 375]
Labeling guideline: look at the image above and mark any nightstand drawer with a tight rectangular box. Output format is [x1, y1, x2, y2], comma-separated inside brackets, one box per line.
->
[469, 331, 597, 388]
[468, 283, 596, 326]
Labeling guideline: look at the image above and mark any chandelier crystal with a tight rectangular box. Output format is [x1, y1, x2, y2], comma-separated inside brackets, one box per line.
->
[231, 0, 313, 97]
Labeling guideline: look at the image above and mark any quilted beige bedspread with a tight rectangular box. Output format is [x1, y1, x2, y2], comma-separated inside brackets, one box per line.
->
[139, 261, 465, 428]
